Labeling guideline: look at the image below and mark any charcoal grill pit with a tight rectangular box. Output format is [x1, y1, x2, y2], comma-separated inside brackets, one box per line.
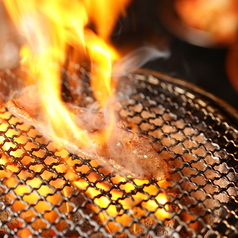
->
[0, 68, 237, 238]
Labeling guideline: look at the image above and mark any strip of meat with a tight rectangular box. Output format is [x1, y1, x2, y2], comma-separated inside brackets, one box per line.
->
[6, 99, 169, 180]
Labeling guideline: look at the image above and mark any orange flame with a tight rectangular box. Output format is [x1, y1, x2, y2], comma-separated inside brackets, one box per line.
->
[0, 112, 171, 236]
[0, 112, 66, 237]
[73, 175, 171, 233]
[1, 0, 172, 236]
[2, 0, 126, 149]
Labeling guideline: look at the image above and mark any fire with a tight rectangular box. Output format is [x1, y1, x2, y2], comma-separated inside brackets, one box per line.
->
[0, 110, 171, 236]
[0, 111, 66, 237]
[73, 174, 171, 233]
[2, 0, 123, 148]
[0, 0, 172, 237]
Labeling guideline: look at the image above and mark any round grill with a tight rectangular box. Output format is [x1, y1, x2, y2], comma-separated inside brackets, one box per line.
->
[0, 68, 237, 238]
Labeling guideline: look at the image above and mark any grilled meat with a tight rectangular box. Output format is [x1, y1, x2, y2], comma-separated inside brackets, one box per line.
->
[6, 98, 169, 180]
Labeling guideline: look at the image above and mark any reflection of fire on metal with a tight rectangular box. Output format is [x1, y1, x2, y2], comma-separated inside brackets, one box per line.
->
[0, 106, 171, 237]
[0, 0, 238, 237]
[0, 99, 174, 237]
[0, 68, 238, 237]
[1, 0, 170, 183]
[0, 0, 174, 237]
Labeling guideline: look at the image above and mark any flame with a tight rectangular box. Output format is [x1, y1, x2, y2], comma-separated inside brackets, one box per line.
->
[0, 0, 172, 236]
[2, 0, 125, 150]
[73, 176, 171, 233]
[0, 112, 66, 237]
[0, 112, 171, 236]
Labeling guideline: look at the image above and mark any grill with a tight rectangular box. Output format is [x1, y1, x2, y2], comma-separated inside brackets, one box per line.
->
[0, 67, 237, 238]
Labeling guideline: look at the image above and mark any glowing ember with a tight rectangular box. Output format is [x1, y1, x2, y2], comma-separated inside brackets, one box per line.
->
[0, 110, 171, 236]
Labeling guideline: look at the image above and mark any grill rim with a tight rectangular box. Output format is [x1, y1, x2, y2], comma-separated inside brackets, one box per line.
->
[135, 68, 238, 124]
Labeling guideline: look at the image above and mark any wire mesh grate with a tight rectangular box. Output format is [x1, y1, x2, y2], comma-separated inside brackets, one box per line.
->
[0, 68, 237, 237]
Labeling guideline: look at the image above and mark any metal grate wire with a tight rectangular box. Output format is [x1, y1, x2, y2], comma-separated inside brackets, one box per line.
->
[0, 68, 237, 238]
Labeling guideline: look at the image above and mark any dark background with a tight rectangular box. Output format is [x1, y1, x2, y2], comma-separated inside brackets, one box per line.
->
[112, 0, 238, 111]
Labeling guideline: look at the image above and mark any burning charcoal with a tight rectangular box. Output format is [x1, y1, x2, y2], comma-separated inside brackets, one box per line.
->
[1, 68, 238, 238]
[0, 188, 18, 235]
[6, 98, 169, 181]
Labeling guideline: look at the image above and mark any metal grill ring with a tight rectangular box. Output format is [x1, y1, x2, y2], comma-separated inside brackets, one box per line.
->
[0, 68, 237, 238]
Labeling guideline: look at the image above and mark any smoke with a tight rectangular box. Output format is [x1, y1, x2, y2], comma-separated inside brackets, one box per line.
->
[0, 2, 20, 69]
[112, 45, 170, 77]
[0, 42, 19, 69]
